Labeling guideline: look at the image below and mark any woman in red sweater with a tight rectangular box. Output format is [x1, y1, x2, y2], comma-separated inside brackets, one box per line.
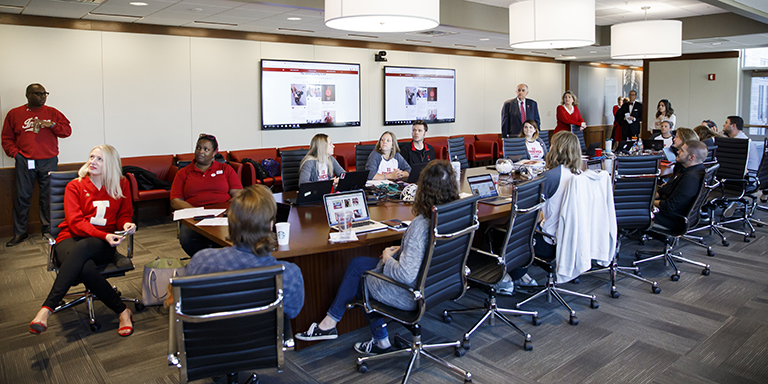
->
[29, 144, 136, 337]
[554, 91, 587, 134]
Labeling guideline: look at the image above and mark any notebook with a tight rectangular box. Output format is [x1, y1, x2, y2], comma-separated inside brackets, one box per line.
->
[284, 180, 334, 206]
[335, 171, 368, 192]
[323, 190, 388, 234]
[466, 174, 512, 206]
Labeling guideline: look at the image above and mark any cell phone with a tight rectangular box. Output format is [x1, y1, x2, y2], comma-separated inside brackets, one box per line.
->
[193, 215, 215, 221]
[114, 230, 127, 236]
[382, 219, 403, 228]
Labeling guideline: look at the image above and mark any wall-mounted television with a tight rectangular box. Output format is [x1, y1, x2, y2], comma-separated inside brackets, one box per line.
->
[384, 66, 456, 126]
[261, 59, 361, 130]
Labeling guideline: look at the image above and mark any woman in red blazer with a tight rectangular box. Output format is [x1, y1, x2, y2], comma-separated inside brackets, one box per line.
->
[554, 91, 586, 134]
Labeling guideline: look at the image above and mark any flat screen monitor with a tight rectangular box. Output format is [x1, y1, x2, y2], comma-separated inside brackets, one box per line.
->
[384, 66, 456, 126]
[261, 59, 361, 130]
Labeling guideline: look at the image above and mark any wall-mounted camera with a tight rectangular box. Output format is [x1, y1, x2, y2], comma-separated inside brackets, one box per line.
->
[375, 50, 387, 62]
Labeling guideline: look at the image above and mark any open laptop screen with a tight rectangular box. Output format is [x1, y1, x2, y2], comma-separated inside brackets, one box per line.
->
[466, 174, 499, 198]
[323, 190, 371, 226]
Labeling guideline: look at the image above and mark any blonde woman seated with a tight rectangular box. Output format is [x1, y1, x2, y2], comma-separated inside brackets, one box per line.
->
[519, 119, 548, 160]
[299, 133, 345, 186]
[29, 144, 135, 337]
[365, 131, 411, 180]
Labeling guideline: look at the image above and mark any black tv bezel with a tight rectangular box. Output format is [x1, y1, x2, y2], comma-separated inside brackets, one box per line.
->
[260, 58, 362, 130]
[383, 65, 456, 126]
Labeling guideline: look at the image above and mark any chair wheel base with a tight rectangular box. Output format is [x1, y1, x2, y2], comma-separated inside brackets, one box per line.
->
[569, 316, 579, 326]
[671, 274, 680, 282]
[90, 322, 100, 332]
[134, 302, 145, 312]
[652, 286, 661, 294]
[443, 314, 452, 324]
[532, 316, 541, 326]
[722, 240, 730, 246]
[524, 340, 533, 351]
[634, 270, 643, 277]
[611, 290, 620, 299]
[357, 362, 368, 374]
[454, 346, 466, 357]
[744, 237, 751, 243]
[707, 248, 715, 257]
[590, 300, 599, 309]
[702, 268, 710, 276]
[462, 338, 471, 350]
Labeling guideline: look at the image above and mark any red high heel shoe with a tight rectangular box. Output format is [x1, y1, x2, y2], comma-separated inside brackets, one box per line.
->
[29, 321, 47, 335]
[118, 309, 133, 337]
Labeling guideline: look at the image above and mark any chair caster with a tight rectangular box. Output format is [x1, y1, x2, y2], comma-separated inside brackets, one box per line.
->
[443, 313, 452, 324]
[634, 270, 643, 277]
[357, 362, 368, 374]
[722, 240, 730, 246]
[572, 278, 580, 284]
[702, 268, 710, 276]
[590, 299, 599, 309]
[749, 232, 756, 238]
[531, 316, 541, 326]
[454, 346, 466, 357]
[523, 340, 533, 351]
[134, 302, 145, 312]
[652, 285, 661, 294]
[90, 322, 101, 332]
[671, 274, 680, 282]
[707, 248, 715, 257]
[461, 338, 471, 350]
[611, 290, 620, 299]
[634, 251, 641, 260]
[569, 316, 579, 326]
[744, 237, 751, 243]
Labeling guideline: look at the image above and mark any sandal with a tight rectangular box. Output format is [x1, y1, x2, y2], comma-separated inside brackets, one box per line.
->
[118, 309, 133, 337]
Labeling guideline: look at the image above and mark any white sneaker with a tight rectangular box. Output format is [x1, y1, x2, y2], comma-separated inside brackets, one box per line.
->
[514, 273, 538, 287]
[493, 274, 515, 296]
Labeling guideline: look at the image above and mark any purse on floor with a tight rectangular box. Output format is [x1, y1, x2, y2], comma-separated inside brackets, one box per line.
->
[141, 258, 187, 306]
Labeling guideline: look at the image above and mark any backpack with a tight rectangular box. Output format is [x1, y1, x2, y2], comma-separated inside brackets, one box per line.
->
[261, 158, 280, 177]
[242, 158, 275, 187]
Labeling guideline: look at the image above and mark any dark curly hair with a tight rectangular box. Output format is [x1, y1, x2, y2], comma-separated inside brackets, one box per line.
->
[412, 160, 459, 218]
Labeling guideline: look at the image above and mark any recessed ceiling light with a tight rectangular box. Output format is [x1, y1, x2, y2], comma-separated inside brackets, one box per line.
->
[479, 38, 490, 41]
[711, 42, 722, 45]
[589, 51, 597, 54]
[287, 17, 302, 21]
[191, 8, 203, 12]
[129, 2, 148, 6]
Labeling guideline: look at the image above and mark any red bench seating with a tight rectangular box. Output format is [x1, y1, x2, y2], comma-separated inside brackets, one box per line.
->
[333, 142, 358, 172]
[121, 154, 177, 221]
[475, 133, 502, 160]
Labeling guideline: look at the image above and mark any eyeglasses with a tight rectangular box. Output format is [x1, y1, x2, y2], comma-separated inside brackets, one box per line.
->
[30, 92, 49, 96]
[199, 133, 217, 141]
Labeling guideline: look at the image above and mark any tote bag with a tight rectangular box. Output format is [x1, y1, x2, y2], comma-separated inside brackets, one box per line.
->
[142, 258, 187, 306]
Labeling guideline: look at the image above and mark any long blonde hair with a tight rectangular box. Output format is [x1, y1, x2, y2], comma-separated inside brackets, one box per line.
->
[78, 144, 124, 199]
[545, 131, 582, 174]
[301, 133, 334, 177]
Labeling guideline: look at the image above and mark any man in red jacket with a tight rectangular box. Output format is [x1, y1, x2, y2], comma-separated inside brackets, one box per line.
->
[2, 83, 72, 246]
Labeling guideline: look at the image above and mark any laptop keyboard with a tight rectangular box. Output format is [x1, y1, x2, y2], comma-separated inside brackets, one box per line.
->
[351, 220, 376, 228]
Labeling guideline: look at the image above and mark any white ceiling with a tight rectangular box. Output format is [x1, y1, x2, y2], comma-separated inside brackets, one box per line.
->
[1, 0, 767, 64]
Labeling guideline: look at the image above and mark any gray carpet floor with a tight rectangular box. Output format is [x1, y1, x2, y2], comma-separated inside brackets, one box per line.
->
[2, 209, 768, 384]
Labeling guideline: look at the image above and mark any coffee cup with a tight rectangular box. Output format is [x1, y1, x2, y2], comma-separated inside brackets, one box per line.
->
[276, 222, 290, 246]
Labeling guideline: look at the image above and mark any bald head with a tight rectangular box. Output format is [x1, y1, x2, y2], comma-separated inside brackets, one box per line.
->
[25, 83, 47, 108]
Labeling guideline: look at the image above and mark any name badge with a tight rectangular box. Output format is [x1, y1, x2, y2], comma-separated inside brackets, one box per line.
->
[28, 159, 35, 169]
[217, 170, 223, 174]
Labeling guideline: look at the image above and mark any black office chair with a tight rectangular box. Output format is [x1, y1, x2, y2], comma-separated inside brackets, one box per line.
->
[279, 148, 309, 192]
[168, 265, 286, 384]
[540, 130, 550, 150]
[580, 155, 662, 297]
[704, 143, 718, 165]
[633, 164, 718, 281]
[351, 195, 481, 383]
[749, 138, 768, 224]
[447, 137, 470, 169]
[571, 125, 587, 154]
[443, 178, 544, 351]
[707, 137, 755, 242]
[46, 171, 142, 332]
[502, 137, 527, 159]
[355, 144, 376, 173]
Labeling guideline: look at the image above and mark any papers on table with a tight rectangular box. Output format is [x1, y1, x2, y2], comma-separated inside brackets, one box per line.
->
[195, 218, 229, 226]
[173, 208, 226, 221]
[459, 192, 474, 199]
[366, 180, 393, 187]
[329, 232, 359, 243]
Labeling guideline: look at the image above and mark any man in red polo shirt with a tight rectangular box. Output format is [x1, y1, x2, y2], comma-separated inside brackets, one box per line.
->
[2, 83, 72, 246]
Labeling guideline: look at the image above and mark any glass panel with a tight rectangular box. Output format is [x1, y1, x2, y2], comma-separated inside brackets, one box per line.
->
[749, 76, 768, 126]
[743, 47, 768, 68]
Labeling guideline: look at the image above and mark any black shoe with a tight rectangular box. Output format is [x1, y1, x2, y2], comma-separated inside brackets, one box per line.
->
[6, 234, 28, 247]
[295, 322, 338, 341]
[354, 338, 392, 356]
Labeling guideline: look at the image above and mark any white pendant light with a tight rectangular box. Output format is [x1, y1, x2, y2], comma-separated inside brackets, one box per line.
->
[325, 0, 439, 33]
[508, 0, 595, 49]
[611, 7, 682, 59]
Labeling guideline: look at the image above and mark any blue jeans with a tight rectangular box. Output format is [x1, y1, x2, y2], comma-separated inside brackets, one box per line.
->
[327, 257, 388, 341]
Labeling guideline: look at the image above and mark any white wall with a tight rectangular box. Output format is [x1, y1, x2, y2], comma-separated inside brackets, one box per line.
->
[648, 57, 740, 130]
[0, 24, 564, 166]
[577, 65, 625, 126]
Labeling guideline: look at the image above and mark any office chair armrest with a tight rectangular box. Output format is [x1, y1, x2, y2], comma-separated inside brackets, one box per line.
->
[435, 219, 480, 239]
[614, 172, 660, 181]
[470, 247, 504, 266]
[517, 199, 546, 214]
[362, 270, 414, 293]
[535, 229, 557, 245]
[359, 270, 421, 316]
[173, 289, 284, 323]
[46, 235, 57, 271]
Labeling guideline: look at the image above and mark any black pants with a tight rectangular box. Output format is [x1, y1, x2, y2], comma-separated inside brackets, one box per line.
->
[179, 224, 220, 257]
[14, 154, 58, 235]
[43, 237, 127, 315]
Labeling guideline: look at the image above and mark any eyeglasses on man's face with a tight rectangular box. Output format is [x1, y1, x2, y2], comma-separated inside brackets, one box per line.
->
[30, 92, 49, 96]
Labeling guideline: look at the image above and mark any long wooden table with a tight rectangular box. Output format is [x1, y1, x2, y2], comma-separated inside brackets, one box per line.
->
[182, 167, 521, 349]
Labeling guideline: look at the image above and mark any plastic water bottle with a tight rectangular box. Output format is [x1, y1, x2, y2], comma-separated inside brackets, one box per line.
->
[451, 156, 461, 192]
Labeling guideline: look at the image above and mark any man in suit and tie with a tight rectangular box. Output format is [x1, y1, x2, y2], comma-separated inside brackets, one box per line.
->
[616, 90, 642, 140]
[501, 83, 540, 138]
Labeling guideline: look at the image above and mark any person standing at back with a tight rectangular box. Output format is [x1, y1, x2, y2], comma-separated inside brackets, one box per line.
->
[616, 90, 643, 140]
[501, 83, 540, 138]
[399, 120, 436, 166]
[2, 83, 72, 247]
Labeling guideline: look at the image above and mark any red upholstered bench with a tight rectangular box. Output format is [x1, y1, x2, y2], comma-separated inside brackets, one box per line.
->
[121, 154, 177, 221]
[333, 142, 358, 172]
[475, 133, 502, 160]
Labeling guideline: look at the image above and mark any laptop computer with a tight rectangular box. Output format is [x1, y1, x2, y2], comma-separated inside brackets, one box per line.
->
[643, 139, 664, 151]
[615, 140, 635, 153]
[271, 202, 292, 233]
[586, 142, 602, 157]
[407, 161, 429, 183]
[335, 171, 368, 192]
[466, 174, 512, 206]
[284, 180, 334, 206]
[323, 190, 388, 234]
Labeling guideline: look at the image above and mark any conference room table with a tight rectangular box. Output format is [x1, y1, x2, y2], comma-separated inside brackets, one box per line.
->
[181, 157, 666, 349]
[182, 167, 522, 349]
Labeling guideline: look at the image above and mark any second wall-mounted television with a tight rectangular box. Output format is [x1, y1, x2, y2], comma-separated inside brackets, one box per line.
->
[384, 66, 456, 126]
[261, 59, 361, 130]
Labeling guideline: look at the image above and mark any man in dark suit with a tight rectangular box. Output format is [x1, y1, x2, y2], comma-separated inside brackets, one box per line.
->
[654, 140, 707, 229]
[616, 90, 642, 140]
[501, 83, 540, 138]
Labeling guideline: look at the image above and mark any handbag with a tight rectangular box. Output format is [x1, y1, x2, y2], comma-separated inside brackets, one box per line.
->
[141, 258, 187, 306]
